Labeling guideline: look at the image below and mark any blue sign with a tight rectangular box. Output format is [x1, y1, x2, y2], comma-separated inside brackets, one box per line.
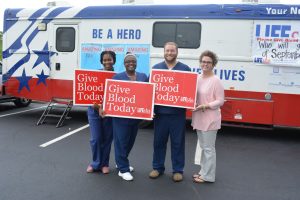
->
[81, 43, 150, 75]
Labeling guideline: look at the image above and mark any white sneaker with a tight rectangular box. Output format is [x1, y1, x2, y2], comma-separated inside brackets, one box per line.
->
[118, 171, 133, 181]
[116, 165, 134, 172]
[129, 166, 134, 172]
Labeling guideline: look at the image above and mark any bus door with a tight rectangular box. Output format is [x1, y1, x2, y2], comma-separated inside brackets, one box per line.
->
[49, 24, 79, 99]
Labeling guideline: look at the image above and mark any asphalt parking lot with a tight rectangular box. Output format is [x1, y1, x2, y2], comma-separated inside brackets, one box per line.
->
[0, 102, 299, 200]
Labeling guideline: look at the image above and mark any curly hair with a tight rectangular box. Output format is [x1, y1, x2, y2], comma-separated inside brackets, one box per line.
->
[199, 50, 218, 66]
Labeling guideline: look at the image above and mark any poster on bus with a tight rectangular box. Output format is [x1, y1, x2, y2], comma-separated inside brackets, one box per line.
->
[150, 69, 198, 109]
[73, 69, 115, 105]
[252, 21, 300, 66]
[103, 79, 155, 120]
[80, 43, 150, 75]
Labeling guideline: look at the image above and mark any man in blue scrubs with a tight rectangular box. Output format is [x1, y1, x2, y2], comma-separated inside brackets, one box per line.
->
[149, 42, 191, 182]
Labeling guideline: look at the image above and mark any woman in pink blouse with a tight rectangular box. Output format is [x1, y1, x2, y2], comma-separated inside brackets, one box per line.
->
[191, 50, 224, 183]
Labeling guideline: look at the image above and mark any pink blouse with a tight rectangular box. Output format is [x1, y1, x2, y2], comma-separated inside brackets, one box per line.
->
[191, 75, 224, 131]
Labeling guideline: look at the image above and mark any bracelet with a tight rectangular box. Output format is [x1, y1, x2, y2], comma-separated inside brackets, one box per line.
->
[202, 105, 208, 112]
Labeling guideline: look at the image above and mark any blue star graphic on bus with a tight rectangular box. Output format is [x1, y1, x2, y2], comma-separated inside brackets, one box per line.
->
[16, 69, 32, 93]
[36, 70, 49, 86]
[32, 42, 56, 69]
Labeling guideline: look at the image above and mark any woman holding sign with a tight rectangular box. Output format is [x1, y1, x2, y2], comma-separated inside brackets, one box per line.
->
[111, 53, 148, 181]
[191, 50, 224, 183]
[86, 51, 116, 174]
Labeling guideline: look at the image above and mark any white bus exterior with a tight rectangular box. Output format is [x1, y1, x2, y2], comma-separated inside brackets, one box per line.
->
[2, 4, 300, 128]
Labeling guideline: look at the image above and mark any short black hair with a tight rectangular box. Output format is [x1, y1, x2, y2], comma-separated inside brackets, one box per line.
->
[100, 51, 116, 64]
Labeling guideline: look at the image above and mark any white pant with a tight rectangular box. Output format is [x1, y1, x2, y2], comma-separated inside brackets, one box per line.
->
[194, 130, 217, 182]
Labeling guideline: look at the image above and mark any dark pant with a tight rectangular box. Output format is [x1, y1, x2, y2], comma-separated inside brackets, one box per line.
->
[152, 114, 186, 174]
[88, 107, 113, 170]
[113, 119, 139, 173]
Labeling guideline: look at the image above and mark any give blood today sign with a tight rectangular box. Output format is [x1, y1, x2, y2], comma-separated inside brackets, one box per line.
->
[150, 69, 198, 109]
[103, 79, 155, 120]
[74, 69, 115, 105]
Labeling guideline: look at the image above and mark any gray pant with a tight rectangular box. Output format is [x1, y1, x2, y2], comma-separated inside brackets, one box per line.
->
[195, 130, 217, 182]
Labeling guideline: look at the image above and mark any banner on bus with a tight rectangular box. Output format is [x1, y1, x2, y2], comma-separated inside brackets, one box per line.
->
[252, 21, 300, 66]
[103, 79, 155, 120]
[150, 69, 198, 109]
[73, 69, 115, 105]
[80, 43, 150, 75]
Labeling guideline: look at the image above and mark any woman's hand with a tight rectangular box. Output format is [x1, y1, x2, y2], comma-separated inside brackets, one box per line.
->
[193, 104, 209, 112]
[92, 102, 100, 110]
[97, 104, 106, 118]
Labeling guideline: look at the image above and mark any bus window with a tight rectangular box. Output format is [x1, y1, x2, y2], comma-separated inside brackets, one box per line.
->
[152, 22, 201, 48]
[56, 27, 75, 52]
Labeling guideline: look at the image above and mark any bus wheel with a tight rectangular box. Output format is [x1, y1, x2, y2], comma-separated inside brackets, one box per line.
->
[14, 98, 32, 107]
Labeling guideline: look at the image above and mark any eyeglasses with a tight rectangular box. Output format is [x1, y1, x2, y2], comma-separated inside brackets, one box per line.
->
[200, 61, 213, 64]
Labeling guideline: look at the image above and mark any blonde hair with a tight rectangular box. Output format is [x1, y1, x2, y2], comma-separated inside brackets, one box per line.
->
[164, 42, 178, 51]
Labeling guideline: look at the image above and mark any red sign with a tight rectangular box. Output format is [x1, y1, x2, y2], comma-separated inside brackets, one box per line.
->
[73, 69, 115, 105]
[150, 69, 198, 109]
[103, 79, 155, 120]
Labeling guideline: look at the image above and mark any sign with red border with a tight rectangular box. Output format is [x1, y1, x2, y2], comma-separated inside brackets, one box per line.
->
[73, 69, 115, 105]
[150, 69, 198, 109]
[103, 79, 155, 120]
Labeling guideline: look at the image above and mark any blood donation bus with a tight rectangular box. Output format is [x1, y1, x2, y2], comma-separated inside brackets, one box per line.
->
[2, 4, 300, 128]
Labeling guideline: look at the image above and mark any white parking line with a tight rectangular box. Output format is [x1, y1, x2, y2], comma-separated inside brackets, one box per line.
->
[0, 106, 47, 118]
[39, 124, 90, 148]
